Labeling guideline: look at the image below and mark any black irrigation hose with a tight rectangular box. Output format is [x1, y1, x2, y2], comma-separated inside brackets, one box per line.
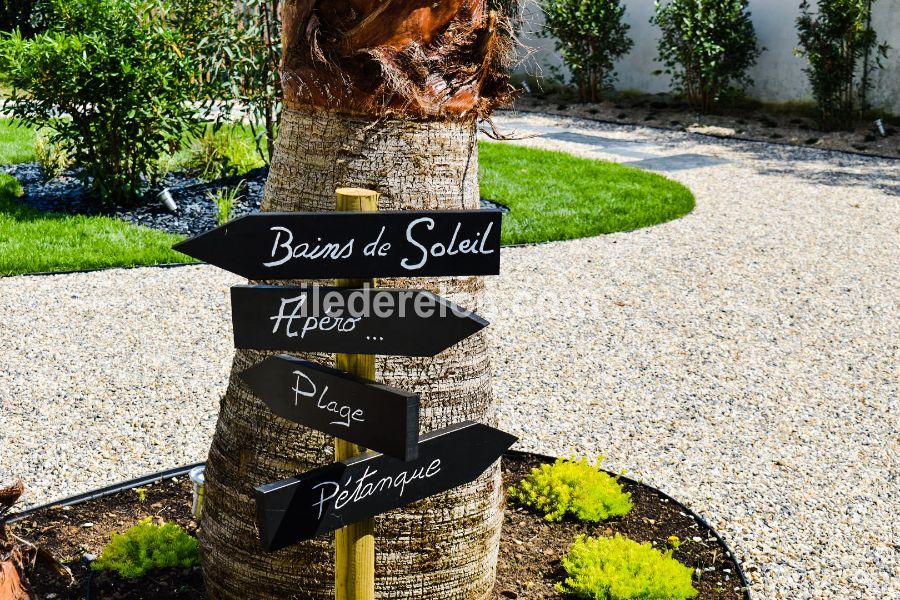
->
[9, 453, 751, 599]
[506, 449, 753, 600]
[8, 462, 204, 523]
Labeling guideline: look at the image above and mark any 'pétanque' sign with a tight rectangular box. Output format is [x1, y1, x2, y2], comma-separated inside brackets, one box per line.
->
[240, 355, 419, 462]
[255, 421, 517, 551]
[173, 210, 502, 279]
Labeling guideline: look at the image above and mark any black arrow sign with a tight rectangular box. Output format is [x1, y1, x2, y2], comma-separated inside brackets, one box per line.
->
[239, 355, 419, 461]
[230, 285, 488, 357]
[255, 421, 516, 551]
[172, 210, 502, 279]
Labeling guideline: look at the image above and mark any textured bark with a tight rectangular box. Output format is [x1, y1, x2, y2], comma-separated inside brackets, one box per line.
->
[0, 562, 28, 600]
[1, 481, 31, 600]
[199, 108, 503, 598]
[280, 0, 515, 118]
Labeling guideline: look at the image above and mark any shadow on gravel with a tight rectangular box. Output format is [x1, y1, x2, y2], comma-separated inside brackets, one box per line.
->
[703, 138, 900, 196]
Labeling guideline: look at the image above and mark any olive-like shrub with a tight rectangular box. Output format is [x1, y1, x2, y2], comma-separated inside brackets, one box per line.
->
[651, 0, 761, 113]
[796, 0, 890, 130]
[0, 0, 203, 203]
[509, 457, 632, 522]
[92, 518, 199, 579]
[539, 0, 634, 101]
[558, 534, 698, 600]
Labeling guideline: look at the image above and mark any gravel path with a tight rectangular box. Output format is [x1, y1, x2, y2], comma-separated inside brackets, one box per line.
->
[1, 113, 897, 599]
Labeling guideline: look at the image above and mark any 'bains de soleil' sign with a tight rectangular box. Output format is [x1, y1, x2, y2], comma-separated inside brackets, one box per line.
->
[173, 210, 503, 279]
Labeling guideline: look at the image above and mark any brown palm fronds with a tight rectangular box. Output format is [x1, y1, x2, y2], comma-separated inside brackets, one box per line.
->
[280, 0, 518, 119]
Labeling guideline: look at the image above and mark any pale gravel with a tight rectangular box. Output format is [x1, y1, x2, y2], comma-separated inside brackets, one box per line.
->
[1, 112, 897, 599]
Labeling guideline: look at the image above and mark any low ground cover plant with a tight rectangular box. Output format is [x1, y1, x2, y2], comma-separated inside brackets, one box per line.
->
[92, 517, 199, 579]
[540, 0, 633, 102]
[651, 0, 762, 113]
[509, 456, 633, 522]
[210, 181, 245, 225]
[558, 534, 698, 600]
[33, 130, 70, 181]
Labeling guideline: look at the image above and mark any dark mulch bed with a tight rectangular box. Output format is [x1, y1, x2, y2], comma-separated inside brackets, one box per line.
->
[10, 453, 746, 599]
[1, 163, 267, 237]
[1, 163, 509, 240]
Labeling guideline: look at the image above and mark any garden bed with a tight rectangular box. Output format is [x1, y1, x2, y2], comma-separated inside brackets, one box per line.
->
[511, 95, 900, 159]
[1, 162, 267, 238]
[10, 452, 747, 599]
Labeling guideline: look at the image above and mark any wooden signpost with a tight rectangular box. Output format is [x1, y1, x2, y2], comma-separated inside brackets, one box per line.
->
[239, 355, 420, 461]
[175, 187, 512, 600]
[230, 285, 488, 357]
[172, 209, 502, 279]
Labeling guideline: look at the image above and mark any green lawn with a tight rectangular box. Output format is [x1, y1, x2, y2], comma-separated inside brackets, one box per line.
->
[0, 118, 36, 164]
[0, 174, 193, 275]
[0, 120, 695, 275]
[479, 142, 695, 245]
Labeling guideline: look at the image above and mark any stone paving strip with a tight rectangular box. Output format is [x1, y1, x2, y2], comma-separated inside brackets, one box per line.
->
[1, 112, 897, 599]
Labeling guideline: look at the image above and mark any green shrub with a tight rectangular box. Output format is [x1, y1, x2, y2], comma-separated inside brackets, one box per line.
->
[33, 130, 71, 181]
[651, 0, 761, 113]
[92, 517, 199, 579]
[0, 0, 203, 203]
[558, 534, 698, 600]
[540, 0, 634, 102]
[184, 129, 261, 182]
[509, 457, 632, 522]
[796, 0, 890, 131]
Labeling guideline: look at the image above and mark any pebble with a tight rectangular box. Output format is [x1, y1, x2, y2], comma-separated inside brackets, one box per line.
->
[1, 113, 897, 600]
[482, 113, 898, 600]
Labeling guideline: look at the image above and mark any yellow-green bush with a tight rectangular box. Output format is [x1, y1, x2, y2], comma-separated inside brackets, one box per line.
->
[558, 534, 698, 600]
[33, 130, 70, 180]
[509, 457, 632, 522]
[92, 517, 199, 579]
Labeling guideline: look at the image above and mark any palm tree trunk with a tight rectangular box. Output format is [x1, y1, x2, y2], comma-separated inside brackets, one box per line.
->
[198, 1, 516, 592]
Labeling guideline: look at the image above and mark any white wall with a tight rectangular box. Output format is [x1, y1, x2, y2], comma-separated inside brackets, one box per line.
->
[516, 0, 900, 114]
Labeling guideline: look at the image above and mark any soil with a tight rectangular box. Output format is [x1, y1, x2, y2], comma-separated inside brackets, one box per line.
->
[510, 93, 900, 159]
[493, 454, 746, 600]
[9, 453, 746, 599]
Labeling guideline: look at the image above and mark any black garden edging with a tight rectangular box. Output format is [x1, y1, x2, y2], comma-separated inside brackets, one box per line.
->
[9, 452, 751, 599]
[8, 261, 199, 278]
